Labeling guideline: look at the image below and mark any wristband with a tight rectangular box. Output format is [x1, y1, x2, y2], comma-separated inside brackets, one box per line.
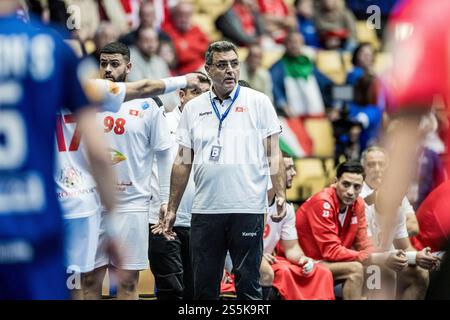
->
[405, 251, 417, 265]
[162, 76, 187, 94]
[303, 259, 314, 274]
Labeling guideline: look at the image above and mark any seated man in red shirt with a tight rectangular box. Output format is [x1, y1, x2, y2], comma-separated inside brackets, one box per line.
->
[295, 161, 374, 300]
[162, 1, 209, 75]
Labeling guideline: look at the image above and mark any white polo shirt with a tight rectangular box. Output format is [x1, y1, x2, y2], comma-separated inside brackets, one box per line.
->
[97, 97, 171, 213]
[361, 183, 409, 250]
[263, 202, 297, 254]
[149, 106, 195, 227]
[176, 85, 281, 214]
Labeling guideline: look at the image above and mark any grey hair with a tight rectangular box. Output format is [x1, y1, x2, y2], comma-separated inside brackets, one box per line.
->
[205, 41, 238, 65]
[360, 146, 387, 166]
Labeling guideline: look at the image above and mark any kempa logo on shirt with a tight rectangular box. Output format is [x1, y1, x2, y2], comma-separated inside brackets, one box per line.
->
[199, 111, 212, 117]
[242, 232, 257, 237]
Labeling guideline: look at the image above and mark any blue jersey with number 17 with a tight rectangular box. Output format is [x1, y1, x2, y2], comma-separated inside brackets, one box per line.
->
[0, 15, 89, 265]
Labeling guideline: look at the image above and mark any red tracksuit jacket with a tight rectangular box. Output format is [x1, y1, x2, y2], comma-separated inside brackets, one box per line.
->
[295, 187, 373, 262]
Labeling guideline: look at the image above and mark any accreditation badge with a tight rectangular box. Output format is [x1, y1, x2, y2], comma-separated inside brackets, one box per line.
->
[209, 145, 222, 162]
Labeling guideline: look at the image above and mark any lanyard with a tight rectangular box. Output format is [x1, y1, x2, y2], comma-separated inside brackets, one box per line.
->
[209, 85, 240, 143]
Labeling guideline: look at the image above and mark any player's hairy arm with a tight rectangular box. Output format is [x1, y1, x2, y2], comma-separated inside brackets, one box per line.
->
[124, 79, 166, 101]
[76, 106, 116, 213]
[123, 73, 206, 101]
[264, 134, 287, 222]
[161, 146, 193, 239]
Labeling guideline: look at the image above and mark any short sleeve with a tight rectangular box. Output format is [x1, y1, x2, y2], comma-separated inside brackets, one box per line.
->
[148, 102, 172, 151]
[175, 102, 193, 149]
[89, 79, 126, 113]
[365, 204, 374, 238]
[399, 197, 415, 216]
[395, 211, 409, 240]
[280, 204, 298, 241]
[259, 94, 282, 139]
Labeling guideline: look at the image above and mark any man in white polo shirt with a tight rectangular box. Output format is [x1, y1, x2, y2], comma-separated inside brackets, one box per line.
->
[149, 73, 211, 300]
[162, 41, 287, 300]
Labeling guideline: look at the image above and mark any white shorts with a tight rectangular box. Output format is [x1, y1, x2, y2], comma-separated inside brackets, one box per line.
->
[64, 210, 101, 273]
[95, 211, 149, 270]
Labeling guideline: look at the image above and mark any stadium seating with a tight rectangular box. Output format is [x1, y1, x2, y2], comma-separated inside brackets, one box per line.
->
[316, 50, 346, 84]
[355, 20, 381, 50]
[287, 158, 328, 202]
[304, 117, 335, 157]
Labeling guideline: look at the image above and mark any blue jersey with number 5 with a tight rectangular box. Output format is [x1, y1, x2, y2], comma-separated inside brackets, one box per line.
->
[0, 14, 89, 264]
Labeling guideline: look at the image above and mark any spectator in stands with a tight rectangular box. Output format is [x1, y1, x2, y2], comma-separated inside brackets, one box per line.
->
[315, 0, 357, 50]
[295, 161, 373, 300]
[98, 0, 130, 35]
[119, 1, 171, 47]
[162, 1, 209, 75]
[294, 0, 320, 48]
[257, 0, 297, 44]
[158, 40, 178, 75]
[128, 26, 178, 109]
[215, 0, 266, 47]
[348, 73, 383, 151]
[408, 113, 446, 209]
[240, 44, 273, 101]
[346, 42, 376, 85]
[270, 31, 326, 117]
[89, 22, 120, 62]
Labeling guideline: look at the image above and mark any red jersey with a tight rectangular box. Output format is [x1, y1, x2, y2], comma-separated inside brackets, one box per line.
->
[385, 0, 450, 112]
[384, 0, 450, 173]
[411, 180, 450, 252]
[295, 187, 373, 262]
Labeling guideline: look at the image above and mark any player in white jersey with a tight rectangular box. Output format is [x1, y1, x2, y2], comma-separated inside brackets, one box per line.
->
[90, 42, 180, 300]
[149, 72, 211, 300]
[58, 55, 207, 299]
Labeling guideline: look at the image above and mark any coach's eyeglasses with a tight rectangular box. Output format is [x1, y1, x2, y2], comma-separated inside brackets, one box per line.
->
[212, 60, 240, 71]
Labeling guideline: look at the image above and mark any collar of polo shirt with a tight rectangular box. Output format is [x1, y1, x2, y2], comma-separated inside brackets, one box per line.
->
[211, 84, 239, 104]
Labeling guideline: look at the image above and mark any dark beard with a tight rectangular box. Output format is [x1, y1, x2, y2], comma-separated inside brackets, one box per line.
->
[114, 72, 127, 82]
